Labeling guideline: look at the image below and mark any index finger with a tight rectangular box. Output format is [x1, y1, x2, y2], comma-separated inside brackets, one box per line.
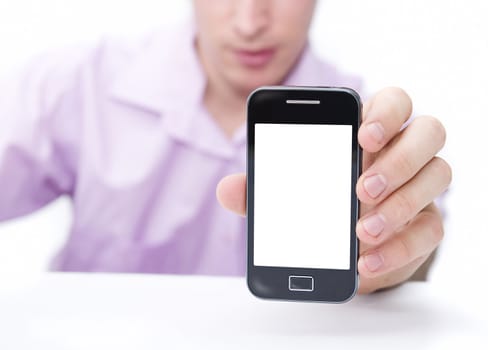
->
[359, 87, 413, 153]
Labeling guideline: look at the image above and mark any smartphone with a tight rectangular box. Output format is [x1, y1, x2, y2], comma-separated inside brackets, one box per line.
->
[246, 87, 362, 303]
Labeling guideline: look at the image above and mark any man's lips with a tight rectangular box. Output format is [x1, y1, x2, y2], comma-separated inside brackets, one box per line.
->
[233, 48, 276, 68]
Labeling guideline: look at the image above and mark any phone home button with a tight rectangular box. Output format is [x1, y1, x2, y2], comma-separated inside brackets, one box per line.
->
[288, 275, 314, 292]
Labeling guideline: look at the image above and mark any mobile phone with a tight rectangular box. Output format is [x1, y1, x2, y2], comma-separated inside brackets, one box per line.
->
[246, 86, 362, 303]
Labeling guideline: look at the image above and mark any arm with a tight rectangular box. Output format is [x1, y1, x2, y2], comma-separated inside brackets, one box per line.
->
[0, 52, 82, 222]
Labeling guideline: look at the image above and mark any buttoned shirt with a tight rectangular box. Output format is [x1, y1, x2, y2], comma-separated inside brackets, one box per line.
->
[0, 21, 362, 275]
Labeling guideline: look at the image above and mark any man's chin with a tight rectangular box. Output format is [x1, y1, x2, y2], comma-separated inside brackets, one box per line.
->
[229, 74, 280, 97]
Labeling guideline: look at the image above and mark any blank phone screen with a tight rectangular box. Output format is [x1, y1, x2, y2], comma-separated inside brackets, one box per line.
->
[254, 123, 352, 270]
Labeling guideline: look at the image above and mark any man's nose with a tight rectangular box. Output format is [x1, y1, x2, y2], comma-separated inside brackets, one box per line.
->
[233, 0, 269, 40]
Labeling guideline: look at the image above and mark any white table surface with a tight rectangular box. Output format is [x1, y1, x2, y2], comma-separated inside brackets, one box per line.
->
[0, 273, 486, 349]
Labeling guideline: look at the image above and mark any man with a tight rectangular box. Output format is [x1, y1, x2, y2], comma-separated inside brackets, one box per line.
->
[0, 0, 450, 294]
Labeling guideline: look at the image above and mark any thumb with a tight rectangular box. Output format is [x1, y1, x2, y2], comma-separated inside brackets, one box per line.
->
[216, 173, 247, 217]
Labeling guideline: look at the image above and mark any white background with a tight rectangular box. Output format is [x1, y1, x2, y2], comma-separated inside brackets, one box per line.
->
[0, 1, 487, 291]
[254, 124, 351, 269]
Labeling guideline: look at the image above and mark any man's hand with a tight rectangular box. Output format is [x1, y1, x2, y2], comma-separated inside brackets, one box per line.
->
[216, 87, 452, 294]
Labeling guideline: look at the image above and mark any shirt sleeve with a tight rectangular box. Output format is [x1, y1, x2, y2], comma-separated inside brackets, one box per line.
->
[0, 50, 84, 222]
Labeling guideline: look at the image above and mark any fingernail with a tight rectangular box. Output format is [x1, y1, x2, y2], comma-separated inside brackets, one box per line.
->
[366, 122, 385, 143]
[363, 174, 387, 199]
[361, 214, 386, 237]
[364, 252, 384, 272]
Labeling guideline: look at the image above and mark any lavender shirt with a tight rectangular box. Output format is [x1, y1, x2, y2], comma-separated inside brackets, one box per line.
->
[0, 22, 362, 275]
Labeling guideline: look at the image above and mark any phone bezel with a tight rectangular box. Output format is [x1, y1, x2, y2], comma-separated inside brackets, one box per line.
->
[246, 86, 362, 303]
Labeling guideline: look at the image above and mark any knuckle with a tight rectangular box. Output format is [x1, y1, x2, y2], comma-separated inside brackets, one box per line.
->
[375, 87, 412, 122]
[421, 116, 447, 149]
[377, 96, 398, 119]
[387, 87, 412, 116]
[419, 210, 445, 246]
[431, 156, 453, 187]
[391, 148, 416, 176]
[384, 86, 411, 101]
[427, 213, 445, 245]
[391, 189, 416, 223]
[397, 235, 414, 262]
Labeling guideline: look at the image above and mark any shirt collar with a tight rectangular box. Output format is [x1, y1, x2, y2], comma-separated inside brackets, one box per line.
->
[108, 19, 334, 115]
[109, 20, 224, 156]
[109, 20, 205, 118]
[108, 21, 343, 157]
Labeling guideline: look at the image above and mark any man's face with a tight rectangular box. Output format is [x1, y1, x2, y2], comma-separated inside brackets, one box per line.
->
[193, 0, 317, 95]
